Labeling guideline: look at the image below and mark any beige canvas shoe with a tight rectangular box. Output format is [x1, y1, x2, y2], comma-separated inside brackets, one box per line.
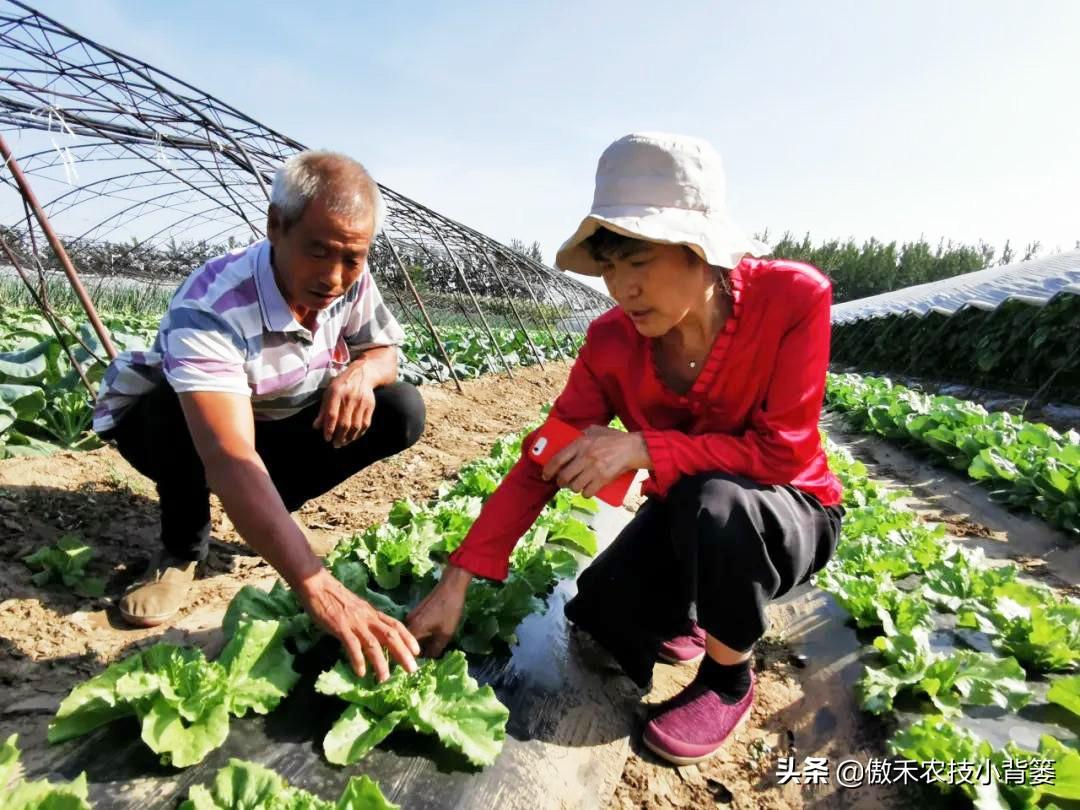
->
[118, 551, 200, 628]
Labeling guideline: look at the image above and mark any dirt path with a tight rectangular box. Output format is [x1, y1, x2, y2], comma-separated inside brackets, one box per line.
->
[823, 414, 1080, 590]
[607, 587, 923, 810]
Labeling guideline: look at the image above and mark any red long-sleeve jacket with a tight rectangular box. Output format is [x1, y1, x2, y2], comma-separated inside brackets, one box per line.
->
[448, 257, 843, 581]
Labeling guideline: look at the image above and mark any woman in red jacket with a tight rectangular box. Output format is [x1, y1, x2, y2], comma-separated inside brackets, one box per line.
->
[408, 132, 843, 765]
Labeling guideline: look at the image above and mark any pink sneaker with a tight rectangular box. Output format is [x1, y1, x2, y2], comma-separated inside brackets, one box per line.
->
[657, 623, 706, 664]
[642, 672, 755, 765]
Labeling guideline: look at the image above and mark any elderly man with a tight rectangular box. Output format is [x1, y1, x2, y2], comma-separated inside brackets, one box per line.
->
[93, 151, 423, 680]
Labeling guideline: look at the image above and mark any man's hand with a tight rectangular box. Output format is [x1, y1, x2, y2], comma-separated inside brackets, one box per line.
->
[296, 567, 420, 681]
[406, 564, 473, 657]
[177, 390, 417, 682]
[314, 362, 376, 447]
[542, 425, 649, 498]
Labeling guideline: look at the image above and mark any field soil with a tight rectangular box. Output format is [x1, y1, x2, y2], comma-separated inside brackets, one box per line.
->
[1, 372, 1073, 808]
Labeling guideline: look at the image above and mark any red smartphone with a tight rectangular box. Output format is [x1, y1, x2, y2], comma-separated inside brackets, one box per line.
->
[527, 415, 637, 507]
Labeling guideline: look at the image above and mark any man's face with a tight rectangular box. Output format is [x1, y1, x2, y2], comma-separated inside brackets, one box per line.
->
[598, 243, 711, 337]
[267, 195, 375, 313]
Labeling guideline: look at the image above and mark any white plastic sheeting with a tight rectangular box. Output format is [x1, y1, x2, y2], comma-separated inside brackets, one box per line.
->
[832, 249, 1080, 324]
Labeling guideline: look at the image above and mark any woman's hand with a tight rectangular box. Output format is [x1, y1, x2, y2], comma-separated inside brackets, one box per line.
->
[295, 567, 420, 682]
[542, 426, 649, 498]
[406, 564, 474, 657]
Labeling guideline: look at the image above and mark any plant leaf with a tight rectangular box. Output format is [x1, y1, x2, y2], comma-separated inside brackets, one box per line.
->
[139, 696, 230, 768]
[322, 704, 406, 766]
[217, 619, 299, 718]
[1047, 674, 1080, 719]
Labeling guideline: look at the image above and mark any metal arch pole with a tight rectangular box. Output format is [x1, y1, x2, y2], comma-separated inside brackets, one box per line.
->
[403, 196, 608, 343]
[390, 208, 479, 328]
[527, 262, 584, 344]
[529, 259, 597, 338]
[382, 234, 464, 394]
[376, 263, 449, 386]
[367, 246, 436, 355]
[425, 216, 514, 379]
[0, 133, 117, 359]
[475, 242, 545, 369]
[505, 255, 563, 347]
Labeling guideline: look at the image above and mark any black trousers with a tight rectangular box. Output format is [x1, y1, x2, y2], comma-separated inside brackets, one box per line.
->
[107, 382, 426, 560]
[564, 472, 843, 687]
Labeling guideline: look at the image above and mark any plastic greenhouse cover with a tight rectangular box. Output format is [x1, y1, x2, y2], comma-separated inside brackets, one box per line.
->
[831, 249, 1080, 324]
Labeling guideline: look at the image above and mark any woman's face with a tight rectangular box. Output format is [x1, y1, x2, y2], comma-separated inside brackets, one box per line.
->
[598, 243, 712, 337]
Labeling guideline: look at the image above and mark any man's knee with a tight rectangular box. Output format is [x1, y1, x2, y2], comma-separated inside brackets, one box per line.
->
[374, 382, 426, 450]
[112, 383, 200, 482]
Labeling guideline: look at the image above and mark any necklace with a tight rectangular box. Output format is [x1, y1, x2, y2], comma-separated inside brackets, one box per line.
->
[661, 285, 727, 373]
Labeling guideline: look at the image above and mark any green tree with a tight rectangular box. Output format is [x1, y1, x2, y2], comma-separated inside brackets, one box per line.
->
[767, 232, 997, 303]
[999, 240, 1014, 266]
[509, 238, 543, 264]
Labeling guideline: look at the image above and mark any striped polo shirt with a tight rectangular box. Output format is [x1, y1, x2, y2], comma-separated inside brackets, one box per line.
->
[92, 239, 404, 434]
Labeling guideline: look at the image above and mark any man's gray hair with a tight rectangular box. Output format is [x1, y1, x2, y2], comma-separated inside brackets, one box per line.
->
[270, 150, 386, 234]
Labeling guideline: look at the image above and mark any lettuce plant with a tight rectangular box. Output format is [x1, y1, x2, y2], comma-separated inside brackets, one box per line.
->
[48, 619, 298, 767]
[316, 651, 508, 767]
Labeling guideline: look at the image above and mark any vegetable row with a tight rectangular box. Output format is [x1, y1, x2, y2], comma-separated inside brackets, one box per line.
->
[14, 411, 600, 807]
[826, 372, 1080, 535]
[816, 437, 1080, 807]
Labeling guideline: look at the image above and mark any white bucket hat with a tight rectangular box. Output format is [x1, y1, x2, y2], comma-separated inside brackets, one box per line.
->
[555, 132, 767, 276]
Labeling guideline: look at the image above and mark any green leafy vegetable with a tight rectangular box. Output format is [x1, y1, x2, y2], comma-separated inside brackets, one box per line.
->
[181, 758, 397, 809]
[459, 577, 544, 654]
[1047, 673, 1080, 719]
[316, 651, 509, 767]
[826, 372, 1080, 534]
[858, 601, 1030, 717]
[957, 584, 1080, 672]
[816, 569, 933, 633]
[889, 716, 1080, 807]
[222, 580, 317, 651]
[920, 546, 1018, 612]
[22, 535, 105, 597]
[322, 415, 598, 656]
[0, 733, 91, 810]
[47, 405, 597, 780]
[49, 619, 298, 767]
[534, 512, 597, 556]
[820, 432, 1077, 805]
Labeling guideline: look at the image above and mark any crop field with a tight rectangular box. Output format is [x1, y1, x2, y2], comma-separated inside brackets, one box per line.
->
[1, 289, 1077, 808]
[0, 91, 1076, 808]
[2, 0, 1074, 806]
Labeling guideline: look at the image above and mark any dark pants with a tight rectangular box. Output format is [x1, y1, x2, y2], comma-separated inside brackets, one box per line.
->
[565, 472, 843, 687]
[107, 382, 426, 560]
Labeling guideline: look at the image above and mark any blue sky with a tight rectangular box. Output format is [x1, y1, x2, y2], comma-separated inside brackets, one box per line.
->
[25, 1, 1080, 291]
